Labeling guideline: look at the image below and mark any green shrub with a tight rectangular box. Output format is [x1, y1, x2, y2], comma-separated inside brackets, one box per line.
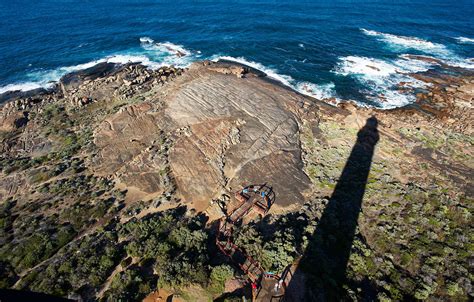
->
[208, 265, 234, 295]
[446, 282, 462, 296]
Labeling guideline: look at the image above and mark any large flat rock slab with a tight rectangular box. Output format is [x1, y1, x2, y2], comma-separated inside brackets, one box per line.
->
[91, 102, 169, 195]
[169, 119, 239, 211]
[162, 62, 311, 209]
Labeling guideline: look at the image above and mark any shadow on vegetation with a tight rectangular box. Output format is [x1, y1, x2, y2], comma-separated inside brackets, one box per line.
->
[1, 115, 378, 301]
[0, 289, 72, 302]
[287, 116, 379, 300]
[214, 286, 251, 302]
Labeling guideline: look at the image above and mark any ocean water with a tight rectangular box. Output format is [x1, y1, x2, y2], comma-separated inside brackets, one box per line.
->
[1, 0, 473, 108]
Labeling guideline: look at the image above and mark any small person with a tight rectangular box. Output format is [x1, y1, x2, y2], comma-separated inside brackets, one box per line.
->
[274, 281, 279, 293]
[278, 279, 284, 290]
[251, 282, 257, 300]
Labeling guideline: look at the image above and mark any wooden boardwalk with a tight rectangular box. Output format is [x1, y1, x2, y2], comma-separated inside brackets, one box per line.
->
[216, 185, 285, 301]
[229, 194, 258, 222]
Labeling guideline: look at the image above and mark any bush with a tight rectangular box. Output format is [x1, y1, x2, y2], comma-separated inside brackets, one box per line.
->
[56, 226, 76, 247]
[104, 268, 154, 301]
[446, 282, 462, 296]
[414, 282, 437, 300]
[0, 261, 18, 288]
[208, 265, 234, 295]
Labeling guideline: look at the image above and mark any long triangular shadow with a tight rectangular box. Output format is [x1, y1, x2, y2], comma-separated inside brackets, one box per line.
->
[287, 116, 379, 301]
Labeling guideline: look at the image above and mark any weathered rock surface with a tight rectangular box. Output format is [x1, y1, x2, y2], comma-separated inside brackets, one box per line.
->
[0, 59, 472, 301]
[91, 102, 169, 195]
[161, 62, 311, 210]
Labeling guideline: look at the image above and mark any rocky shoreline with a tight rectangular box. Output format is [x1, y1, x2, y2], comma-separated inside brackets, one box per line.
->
[0, 60, 472, 301]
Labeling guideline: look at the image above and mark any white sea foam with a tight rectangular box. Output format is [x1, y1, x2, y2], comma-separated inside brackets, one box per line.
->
[0, 82, 48, 94]
[296, 82, 338, 100]
[361, 28, 451, 56]
[0, 55, 152, 94]
[335, 56, 398, 78]
[362, 29, 474, 69]
[140, 40, 191, 57]
[211, 55, 295, 87]
[211, 55, 339, 103]
[140, 40, 197, 68]
[456, 37, 474, 44]
[139, 36, 154, 44]
[445, 59, 474, 69]
[55, 55, 158, 75]
[392, 56, 437, 73]
[0, 40, 199, 95]
[106, 54, 154, 66]
[333, 55, 434, 109]
[400, 53, 474, 70]
[155, 42, 192, 56]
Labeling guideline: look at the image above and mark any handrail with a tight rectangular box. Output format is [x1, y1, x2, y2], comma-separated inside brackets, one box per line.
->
[215, 185, 284, 300]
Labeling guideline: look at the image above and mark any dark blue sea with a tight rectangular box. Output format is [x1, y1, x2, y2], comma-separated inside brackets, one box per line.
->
[1, 0, 473, 108]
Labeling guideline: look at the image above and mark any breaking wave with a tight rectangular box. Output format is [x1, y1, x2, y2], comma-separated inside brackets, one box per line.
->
[0, 39, 198, 94]
[333, 55, 434, 109]
[361, 29, 474, 69]
[211, 55, 338, 102]
[211, 55, 294, 86]
[0, 54, 159, 94]
[139, 36, 154, 44]
[140, 38, 192, 57]
[361, 28, 451, 56]
[360, 28, 447, 54]
[139, 38, 198, 68]
[296, 82, 338, 101]
[0, 82, 46, 95]
[456, 37, 474, 44]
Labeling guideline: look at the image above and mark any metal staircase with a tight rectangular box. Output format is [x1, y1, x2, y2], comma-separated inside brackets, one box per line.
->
[216, 185, 285, 301]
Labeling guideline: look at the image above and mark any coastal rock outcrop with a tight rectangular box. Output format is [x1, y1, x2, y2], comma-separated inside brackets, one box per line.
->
[0, 59, 472, 301]
[161, 62, 311, 210]
[91, 102, 170, 195]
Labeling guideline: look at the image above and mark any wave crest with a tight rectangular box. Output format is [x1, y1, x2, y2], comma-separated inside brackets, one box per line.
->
[0, 82, 47, 95]
[211, 55, 294, 86]
[0, 40, 200, 94]
[139, 37, 154, 44]
[211, 55, 338, 102]
[361, 28, 450, 56]
[361, 29, 474, 69]
[456, 37, 474, 44]
[140, 40, 197, 68]
[296, 82, 337, 101]
[333, 55, 434, 109]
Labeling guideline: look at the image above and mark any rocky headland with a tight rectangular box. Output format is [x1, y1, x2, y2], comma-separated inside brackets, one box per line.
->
[0, 60, 472, 301]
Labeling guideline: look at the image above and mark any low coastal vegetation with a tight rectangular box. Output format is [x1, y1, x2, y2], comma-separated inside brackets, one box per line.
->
[0, 61, 472, 301]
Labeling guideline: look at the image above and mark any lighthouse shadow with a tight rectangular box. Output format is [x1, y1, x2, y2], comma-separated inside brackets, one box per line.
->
[286, 116, 380, 301]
